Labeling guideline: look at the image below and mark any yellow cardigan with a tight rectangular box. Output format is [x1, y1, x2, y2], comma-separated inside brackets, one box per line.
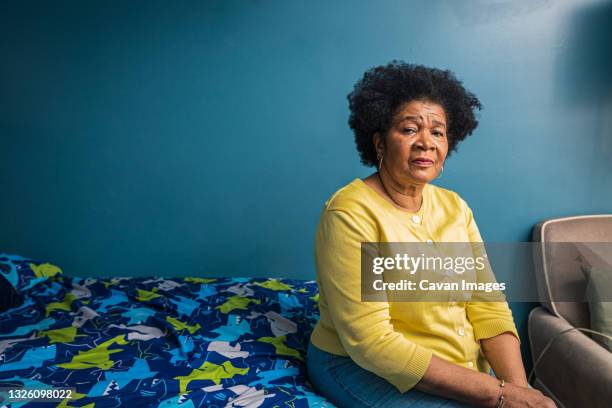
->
[309, 178, 519, 393]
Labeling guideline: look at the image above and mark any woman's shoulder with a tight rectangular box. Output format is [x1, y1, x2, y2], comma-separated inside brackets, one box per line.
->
[427, 183, 462, 202]
[317, 178, 380, 238]
[426, 183, 470, 214]
[322, 178, 377, 213]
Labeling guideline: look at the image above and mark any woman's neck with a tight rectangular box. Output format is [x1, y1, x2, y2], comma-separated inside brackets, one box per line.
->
[364, 171, 424, 212]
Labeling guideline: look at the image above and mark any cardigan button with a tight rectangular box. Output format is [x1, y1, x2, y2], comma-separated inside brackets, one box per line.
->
[426, 239, 433, 245]
[457, 327, 465, 336]
[411, 215, 421, 224]
[467, 361, 474, 368]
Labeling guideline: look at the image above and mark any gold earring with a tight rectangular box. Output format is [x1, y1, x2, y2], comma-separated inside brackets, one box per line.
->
[377, 153, 383, 170]
[437, 165, 444, 179]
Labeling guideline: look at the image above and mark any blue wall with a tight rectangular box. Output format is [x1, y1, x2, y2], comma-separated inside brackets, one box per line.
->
[1, 0, 611, 369]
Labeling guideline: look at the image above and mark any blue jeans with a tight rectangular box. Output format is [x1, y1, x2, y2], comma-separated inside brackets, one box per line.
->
[307, 340, 476, 408]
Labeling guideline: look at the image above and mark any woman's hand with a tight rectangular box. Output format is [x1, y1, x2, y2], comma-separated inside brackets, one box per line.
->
[502, 382, 557, 408]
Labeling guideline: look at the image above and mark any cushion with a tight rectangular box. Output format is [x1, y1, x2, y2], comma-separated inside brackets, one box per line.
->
[581, 265, 612, 351]
[0, 253, 63, 293]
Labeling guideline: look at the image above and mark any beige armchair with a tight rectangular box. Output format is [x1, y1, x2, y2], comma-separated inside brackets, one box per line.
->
[529, 215, 612, 408]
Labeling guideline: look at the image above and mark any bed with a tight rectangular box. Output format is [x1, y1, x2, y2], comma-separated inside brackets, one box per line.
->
[0, 253, 335, 407]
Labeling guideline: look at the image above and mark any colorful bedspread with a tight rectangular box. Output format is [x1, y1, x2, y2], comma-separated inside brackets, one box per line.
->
[0, 271, 334, 407]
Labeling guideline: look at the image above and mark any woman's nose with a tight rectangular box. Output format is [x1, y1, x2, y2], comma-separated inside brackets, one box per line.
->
[414, 131, 435, 150]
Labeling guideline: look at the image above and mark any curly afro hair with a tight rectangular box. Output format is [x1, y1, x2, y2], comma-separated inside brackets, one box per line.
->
[347, 61, 482, 167]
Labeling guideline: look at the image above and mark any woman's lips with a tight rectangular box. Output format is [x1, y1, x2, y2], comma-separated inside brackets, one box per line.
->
[411, 159, 434, 167]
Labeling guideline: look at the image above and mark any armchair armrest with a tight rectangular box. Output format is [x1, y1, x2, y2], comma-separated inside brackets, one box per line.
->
[528, 306, 612, 408]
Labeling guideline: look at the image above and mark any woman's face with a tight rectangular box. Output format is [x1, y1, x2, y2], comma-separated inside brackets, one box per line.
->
[375, 99, 448, 185]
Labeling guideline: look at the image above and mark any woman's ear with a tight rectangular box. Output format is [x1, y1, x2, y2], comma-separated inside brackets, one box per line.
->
[373, 132, 384, 158]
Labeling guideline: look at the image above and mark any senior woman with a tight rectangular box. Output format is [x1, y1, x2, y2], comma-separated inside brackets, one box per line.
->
[306, 62, 555, 408]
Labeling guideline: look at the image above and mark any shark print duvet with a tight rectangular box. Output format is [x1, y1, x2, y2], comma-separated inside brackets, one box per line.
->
[0, 261, 334, 407]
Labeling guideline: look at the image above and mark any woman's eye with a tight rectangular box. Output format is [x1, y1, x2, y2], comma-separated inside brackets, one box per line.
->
[433, 131, 445, 137]
[403, 128, 416, 134]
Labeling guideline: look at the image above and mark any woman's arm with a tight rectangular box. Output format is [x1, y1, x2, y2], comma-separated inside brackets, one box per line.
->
[481, 332, 529, 387]
[415, 355, 556, 408]
[415, 354, 501, 407]
[416, 195, 550, 405]
[457, 196, 537, 394]
[315, 209, 434, 392]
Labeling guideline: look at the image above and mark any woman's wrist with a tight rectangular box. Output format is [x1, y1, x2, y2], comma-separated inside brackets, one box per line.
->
[494, 379, 505, 407]
[507, 379, 529, 388]
[478, 375, 507, 408]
